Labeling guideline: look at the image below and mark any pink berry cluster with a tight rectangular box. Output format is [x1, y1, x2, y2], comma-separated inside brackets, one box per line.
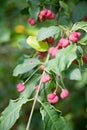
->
[38, 9, 55, 22]
[48, 31, 81, 58]
[47, 89, 69, 104]
[35, 72, 69, 104]
[28, 8, 55, 26]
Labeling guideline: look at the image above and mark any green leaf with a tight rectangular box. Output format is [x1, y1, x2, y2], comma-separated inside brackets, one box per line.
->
[72, 1, 87, 22]
[0, 97, 28, 130]
[59, 1, 69, 13]
[0, 74, 40, 130]
[40, 102, 70, 130]
[29, 6, 40, 20]
[46, 59, 60, 75]
[56, 44, 77, 72]
[19, 39, 31, 48]
[13, 58, 40, 76]
[20, 74, 40, 98]
[65, 64, 82, 80]
[26, 36, 49, 52]
[79, 34, 87, 45]
[71, 21, 87, 32]
[37, 26, 60, 41]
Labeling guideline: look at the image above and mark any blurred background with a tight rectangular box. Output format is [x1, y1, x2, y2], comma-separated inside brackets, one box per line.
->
[0, 0, 87, 130]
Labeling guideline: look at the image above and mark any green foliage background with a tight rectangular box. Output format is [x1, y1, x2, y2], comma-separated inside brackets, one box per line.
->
[0, 0, 86, 130]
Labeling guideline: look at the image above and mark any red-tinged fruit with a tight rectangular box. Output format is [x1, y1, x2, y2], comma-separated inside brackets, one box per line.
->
[38, 9, 55, 22]
[49, 47, 58, 57]
[82, 55, 87, 63]
[41, 74, 51, 83]
[47, 93, 59, 104]
[16, 83, 25, 92]
[69, 31, 81, 43]
[84, 15, 87, 21]
[60, 89, 69, 99]
[57, 38, 69, 48]
[28, 17, 36, 26]
[35, 85, 39, 92]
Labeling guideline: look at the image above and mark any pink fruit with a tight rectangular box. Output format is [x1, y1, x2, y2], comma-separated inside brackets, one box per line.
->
[35, 85, 39, 92]
[46, 10, 52, 18]
[57, 38, 69, 48]
[40, 9, 48, 16]
[47, 93, 56, 100]
[69, 31, 81, 43]
[47, 93, 59, 104]
[41, 74, 51, 83]
[60, 89, 69, 99]
[48, 47, 58, 57]
[48, 12, 55, 19]
[28, 17, 36, 26]
[16, 83, 25, 92]
[38, 9, 55, 22]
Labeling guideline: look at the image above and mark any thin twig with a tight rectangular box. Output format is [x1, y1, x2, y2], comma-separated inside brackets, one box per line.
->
[25, 54, 50, 130]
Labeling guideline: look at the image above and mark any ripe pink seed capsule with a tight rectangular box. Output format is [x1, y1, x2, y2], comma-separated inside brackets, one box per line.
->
[48, 47, 58, 57]
[35, 85, 39, 92]
[46, 10, 52, 18]
[41, 74, 51, 83]
[47, 93, 56, 100]
[28, 17, 36, 26]
[16, 83, 25, 92]
[48, 12, 56, 19]
[40, 9, 48, 16]
[69, 31, 81, 43]
[47, 93, 59, 104]
[57, 38, 69, 48]
[60, 89, 69, 99]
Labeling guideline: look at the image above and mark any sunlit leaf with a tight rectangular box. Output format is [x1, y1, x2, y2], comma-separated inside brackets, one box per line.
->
[26, 36, 49, 51]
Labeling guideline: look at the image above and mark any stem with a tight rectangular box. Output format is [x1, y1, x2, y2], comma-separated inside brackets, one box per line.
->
[24, 67, 40, 85]
[60, 76, 66, 89]
[25, 54, 50, 130]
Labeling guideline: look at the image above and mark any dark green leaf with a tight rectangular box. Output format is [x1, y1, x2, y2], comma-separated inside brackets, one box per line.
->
[72, 1, 87, 22]
[40, 102, 71, 130]
[59, 1, 69, 13]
